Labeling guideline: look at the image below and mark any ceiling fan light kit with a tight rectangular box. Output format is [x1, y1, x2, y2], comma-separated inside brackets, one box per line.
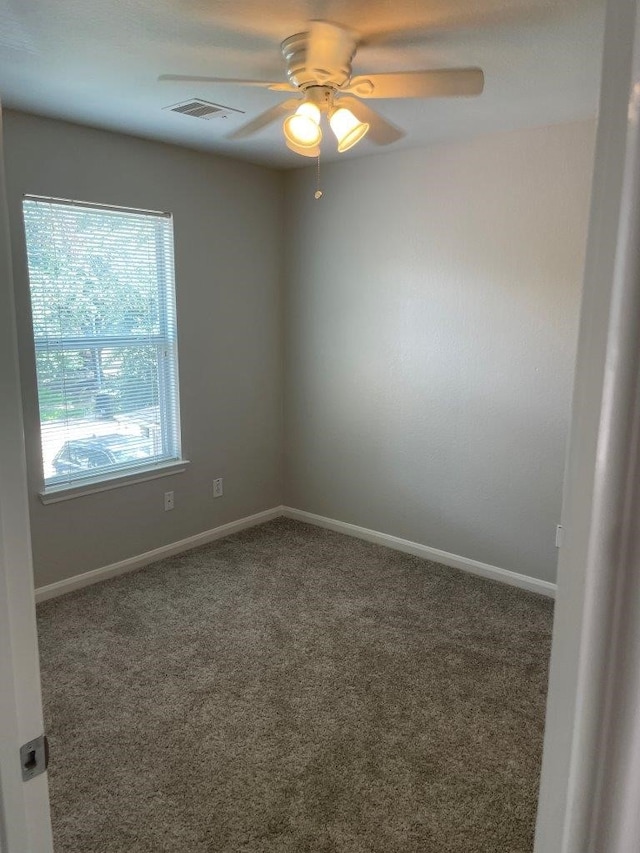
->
[329, 107, 369, 152]
[161, 19, 484, 160]
[283, 101, 322, 149]
[284, 137, 320, 158]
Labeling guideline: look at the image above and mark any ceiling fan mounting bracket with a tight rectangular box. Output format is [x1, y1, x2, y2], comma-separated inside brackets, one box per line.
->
[299, 85, 335, 110]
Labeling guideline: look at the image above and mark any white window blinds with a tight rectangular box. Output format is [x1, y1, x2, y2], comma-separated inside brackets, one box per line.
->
[22, 196, 182, 490]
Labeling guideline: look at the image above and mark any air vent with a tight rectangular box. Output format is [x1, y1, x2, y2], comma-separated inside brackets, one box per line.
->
[172, 100, 221, 119]
[164, 99, 244, 120]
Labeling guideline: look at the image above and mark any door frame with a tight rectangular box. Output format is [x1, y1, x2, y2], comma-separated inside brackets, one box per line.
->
[535, 0, 640, 849]
[0, 103, 53, 852]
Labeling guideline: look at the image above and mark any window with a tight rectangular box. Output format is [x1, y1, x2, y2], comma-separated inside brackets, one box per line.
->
[22, 196, 182, 493]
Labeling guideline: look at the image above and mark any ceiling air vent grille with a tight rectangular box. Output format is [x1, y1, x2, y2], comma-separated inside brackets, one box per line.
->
[164, 99, 244, 120]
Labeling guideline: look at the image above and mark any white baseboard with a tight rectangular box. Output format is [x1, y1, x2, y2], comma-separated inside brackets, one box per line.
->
[35, 503, 556, 603]
[35, 506, 285, 603]
[282, 507, 557, 599]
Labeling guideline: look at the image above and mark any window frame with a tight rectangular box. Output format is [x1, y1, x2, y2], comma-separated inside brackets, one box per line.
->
[22, 195, 187, 499]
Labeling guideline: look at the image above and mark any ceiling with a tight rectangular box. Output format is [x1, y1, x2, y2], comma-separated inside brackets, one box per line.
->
[0, 0, 605, 169]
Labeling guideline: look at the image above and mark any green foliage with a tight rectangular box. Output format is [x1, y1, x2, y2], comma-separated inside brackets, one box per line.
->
[24, 203, 169, 422]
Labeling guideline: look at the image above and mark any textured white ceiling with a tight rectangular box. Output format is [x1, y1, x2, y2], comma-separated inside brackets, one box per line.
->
[0, 0, 605, 169]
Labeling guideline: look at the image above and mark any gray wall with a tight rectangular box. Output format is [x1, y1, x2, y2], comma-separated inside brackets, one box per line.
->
[4, 112, 595, 589]
[4, 111, 284, 588]
[283, 121, 595, 583]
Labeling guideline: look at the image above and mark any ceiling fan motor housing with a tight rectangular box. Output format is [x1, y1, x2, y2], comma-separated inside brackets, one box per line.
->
[281, 25, 357, 90]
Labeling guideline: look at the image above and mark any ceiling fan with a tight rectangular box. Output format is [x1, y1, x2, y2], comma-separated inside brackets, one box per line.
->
[160, 20, 484, 158]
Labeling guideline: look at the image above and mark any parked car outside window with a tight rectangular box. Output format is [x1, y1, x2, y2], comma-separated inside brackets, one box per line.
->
[52, 434, 152, 476]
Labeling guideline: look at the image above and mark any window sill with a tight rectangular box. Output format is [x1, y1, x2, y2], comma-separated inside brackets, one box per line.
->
[39, 460, 190, 504]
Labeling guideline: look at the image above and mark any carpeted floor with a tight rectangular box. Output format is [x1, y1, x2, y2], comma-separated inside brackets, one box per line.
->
[37, 518, 554, 853]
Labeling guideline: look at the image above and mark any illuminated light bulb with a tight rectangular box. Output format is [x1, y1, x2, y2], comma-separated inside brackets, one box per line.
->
[283, 102, 322, 148]
[329, 107, 369, 152]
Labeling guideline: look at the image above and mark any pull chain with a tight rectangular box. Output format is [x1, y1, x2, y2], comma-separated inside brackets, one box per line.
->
[314, 153, 323, 200]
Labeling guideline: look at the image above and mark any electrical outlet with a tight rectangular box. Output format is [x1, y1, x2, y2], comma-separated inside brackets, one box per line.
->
[164, 490, 174, 511]
[213, 478, 223, 498]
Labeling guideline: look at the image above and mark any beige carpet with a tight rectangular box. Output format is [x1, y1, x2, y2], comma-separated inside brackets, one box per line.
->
[37, 518, 553, 852]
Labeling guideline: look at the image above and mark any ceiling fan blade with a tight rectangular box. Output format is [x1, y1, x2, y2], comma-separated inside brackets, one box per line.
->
[226, 99, 300, 140]
[337, 97, 405, 146]
[305, 20, 357, 83]
[343, 68, 484, 99]
[159, 74, 296, 92]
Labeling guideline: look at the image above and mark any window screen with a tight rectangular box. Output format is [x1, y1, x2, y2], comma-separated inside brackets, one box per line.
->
[22, 196, 182, 490]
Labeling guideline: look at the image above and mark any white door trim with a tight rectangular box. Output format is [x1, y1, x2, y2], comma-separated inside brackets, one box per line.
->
[0, 104, 53, 852]
[535, 1, 640, 850]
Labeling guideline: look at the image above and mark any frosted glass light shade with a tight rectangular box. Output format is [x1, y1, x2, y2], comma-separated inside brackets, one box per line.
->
[283, 102, 322, 148]
[285, 138, 320, 158]
[330, 107, 369, 152]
